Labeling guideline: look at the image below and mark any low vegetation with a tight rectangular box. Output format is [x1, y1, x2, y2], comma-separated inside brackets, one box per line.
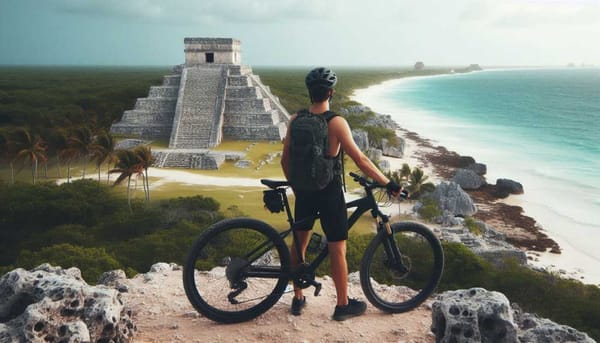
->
[0, 66, 599, 340]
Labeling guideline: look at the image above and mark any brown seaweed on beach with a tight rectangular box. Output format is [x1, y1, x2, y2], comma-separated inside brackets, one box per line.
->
[400, 127, 562, 254]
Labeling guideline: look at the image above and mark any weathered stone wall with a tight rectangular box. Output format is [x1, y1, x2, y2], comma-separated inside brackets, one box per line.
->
[109, 74, 180, 140]
[184, 38, 241, 66]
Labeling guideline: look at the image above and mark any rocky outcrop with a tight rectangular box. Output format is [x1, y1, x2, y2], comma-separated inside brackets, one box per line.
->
[438, 221, 527, 267]
[514, 306, 595, 343]
[428, 181, 477, 217]
[352, 129, 369, 151]
[466, 162, 487, 176]
[452, 169, 486, 190]
[495, 178, 524, 198]
[382, 137, 404, 158]
[0, 264, 135, 343]
[431, 288, 517, 342]
[431, 288, 595, 343]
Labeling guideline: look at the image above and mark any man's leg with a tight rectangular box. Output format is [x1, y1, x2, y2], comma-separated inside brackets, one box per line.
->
[291, 230, 311, 299]
[328, 240, 348, 306]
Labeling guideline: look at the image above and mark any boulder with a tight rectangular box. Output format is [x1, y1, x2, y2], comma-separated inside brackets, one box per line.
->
[381, 137, 404, 158]
[367, 148, 383, 162]
[495, 179, 524, 198]
[432, 288, 595, 343]
[378, 159, 391, 173]
[431, 288, 518, 343]
[428, 181, 477, 217]
[466, 162, 487, 176]
[352, 129, 369, 151]
[234, 160, 253, 168]
[0, 264, 135, 343]
[514, 308, 595, 343]
[458, 156, 476, 168]
[452, 169, 486, 190]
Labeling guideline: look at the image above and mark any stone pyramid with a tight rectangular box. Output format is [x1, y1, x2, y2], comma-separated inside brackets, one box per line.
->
[110, 38, 289, 169]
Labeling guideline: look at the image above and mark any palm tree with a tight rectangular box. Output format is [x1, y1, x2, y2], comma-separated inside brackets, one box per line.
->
[109, 149, 143, 212]
[407, 167, 435, 199]
[11, 128, 47, 184]
[133, 145, 154, 203]
[91, 131, 116, 184]
[67, 126, 95, 179]
[400, 163, 412, 182]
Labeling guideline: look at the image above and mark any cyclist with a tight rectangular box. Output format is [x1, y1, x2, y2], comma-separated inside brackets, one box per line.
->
[281, 67, 402, 321]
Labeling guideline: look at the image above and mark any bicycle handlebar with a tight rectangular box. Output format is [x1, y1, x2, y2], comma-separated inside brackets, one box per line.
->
[348, 172, 409, 199]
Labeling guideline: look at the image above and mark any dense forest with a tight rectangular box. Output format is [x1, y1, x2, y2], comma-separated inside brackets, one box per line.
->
[0, 66, 599, 340]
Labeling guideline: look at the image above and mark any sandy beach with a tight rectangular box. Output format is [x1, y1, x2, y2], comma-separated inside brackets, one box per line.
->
[352, 77, 600, 285]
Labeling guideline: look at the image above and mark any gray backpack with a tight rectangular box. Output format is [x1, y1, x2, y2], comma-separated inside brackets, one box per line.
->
[289, 110, 340, 191]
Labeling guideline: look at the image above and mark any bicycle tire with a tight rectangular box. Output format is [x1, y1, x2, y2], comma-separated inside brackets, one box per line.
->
[360, 221, 444, 313]
[183, 218, 291, 323]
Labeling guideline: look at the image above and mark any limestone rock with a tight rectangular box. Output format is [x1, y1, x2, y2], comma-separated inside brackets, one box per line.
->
[0, 264, 135, 343]
[97, 269, 129, 293]
[514, 309, 595, 343]
[234, 160, 253, 168]
[495, 179, 524, 198]
[428, 181, 477, 217]
[438, 223, 527, 267]
[466, 162, 487, 176]
[381, 138, 404, 158]
[431, 288, 518, 343]
[352, 129, 369, 151]
[452, 169, 486, 190]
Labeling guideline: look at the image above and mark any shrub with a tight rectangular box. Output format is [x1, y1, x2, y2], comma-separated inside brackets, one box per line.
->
[417, 198, 442, 222]
[17, 243, 122, 283]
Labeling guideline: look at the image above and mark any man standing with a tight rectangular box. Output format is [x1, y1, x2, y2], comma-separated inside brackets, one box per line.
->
[281, 67, 401, 320]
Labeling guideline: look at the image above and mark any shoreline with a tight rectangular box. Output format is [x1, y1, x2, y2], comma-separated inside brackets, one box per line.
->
[350, 75, 598, 285]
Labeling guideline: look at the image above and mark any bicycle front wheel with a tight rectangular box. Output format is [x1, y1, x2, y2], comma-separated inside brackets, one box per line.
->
[183, 218, 291, 323]
[360, 222, 444, 313]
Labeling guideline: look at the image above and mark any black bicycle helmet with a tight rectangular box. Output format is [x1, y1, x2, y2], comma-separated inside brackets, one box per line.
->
[305, 67, 337, 89]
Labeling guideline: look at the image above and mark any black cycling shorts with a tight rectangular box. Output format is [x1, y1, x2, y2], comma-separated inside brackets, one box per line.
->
[293, 177, 348, 242]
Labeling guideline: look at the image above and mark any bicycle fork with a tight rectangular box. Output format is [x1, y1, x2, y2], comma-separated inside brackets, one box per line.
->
[379, 220, 409, 275]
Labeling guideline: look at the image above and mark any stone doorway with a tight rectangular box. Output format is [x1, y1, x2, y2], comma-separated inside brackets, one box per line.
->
[205, 53, 214, 63]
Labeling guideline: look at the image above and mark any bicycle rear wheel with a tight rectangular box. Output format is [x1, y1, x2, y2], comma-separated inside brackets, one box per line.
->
[183, 218, 291, 323]
[360, 222, 444, 313]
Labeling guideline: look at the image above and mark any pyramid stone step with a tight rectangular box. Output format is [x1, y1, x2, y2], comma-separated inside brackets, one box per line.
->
[223, 111, 278, 126]
[222, 125, 284, 141]
[225, 98, 270, 112]
[120, 110, 174, 124]
[163, 75, 181, 86]
[149, 86, 179, 98]
[225, 86, 260, 98]
[111, 124, 172, 140]
[228, 76, 251, 87]
[135, 98, 177, 112]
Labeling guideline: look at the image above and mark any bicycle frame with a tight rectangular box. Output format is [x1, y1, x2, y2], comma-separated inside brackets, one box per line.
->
[246, 176, 402, 292]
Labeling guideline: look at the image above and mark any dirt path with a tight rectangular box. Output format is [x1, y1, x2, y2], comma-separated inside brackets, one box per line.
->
[121, 267, 435, 343]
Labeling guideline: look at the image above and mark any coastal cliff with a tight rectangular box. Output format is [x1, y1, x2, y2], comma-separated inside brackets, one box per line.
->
[0, 263, 594, 342]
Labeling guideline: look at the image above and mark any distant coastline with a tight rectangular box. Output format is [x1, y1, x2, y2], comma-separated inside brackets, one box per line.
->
[351, 69, 599, 285]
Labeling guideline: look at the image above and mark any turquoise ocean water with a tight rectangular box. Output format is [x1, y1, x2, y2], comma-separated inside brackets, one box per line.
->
[355, 68, 600, 283]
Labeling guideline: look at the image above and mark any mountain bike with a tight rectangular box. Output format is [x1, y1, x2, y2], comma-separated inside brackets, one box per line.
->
[183, 172, 444, 323]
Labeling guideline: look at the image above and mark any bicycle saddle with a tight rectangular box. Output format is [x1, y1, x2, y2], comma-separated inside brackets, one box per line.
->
[260, 179, 290, 189]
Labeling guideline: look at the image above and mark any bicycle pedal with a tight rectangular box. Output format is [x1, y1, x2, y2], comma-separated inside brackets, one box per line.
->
[312, 281, 322, 296]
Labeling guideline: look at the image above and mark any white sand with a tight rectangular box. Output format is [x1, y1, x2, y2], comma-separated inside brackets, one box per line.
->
[352, 77, 600, 286]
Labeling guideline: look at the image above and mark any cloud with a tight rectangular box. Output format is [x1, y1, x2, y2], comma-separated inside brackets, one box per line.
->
[458, 0, 600, 29]
[51, 0, 412, 25]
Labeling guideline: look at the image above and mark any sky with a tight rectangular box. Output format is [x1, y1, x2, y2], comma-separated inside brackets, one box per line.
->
[1, 0, 599, 67]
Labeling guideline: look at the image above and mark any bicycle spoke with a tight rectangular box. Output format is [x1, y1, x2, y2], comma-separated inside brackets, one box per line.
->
[183, 219, 290, 323]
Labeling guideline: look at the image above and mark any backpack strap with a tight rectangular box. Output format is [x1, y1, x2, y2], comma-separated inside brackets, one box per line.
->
[322, 111, 347, 192]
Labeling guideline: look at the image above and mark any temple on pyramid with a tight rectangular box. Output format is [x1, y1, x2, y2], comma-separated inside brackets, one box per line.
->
[110, 38, 290, 169]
